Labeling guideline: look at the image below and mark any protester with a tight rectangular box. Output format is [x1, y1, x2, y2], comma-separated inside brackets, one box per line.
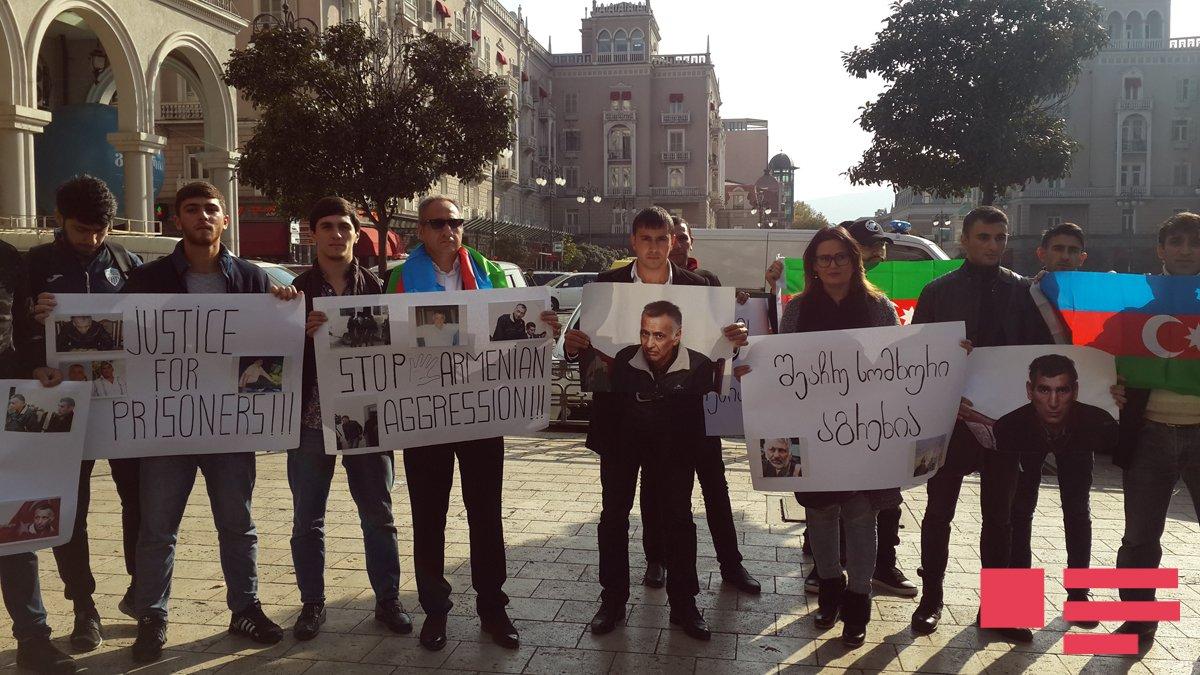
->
[760, 438, 802, 477]
[1113, 213, 1200, 650]
[124, 181, 297, 663]
[54, 316, 115, 352]
[24, 175, 143, 651]
[564, 206, 749, 641]
[386, 195, 559, 652]
[909, 206, 1052, 642]
[45, 397, 75, 433]
[491, 303, 529, 341]
[286, 197, 409, 641]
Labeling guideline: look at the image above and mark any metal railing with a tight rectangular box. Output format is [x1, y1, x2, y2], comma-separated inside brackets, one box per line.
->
[603, 109, 636, 122]
[1170, 36, 1200, 49]
[1016, 187, 1113, 199]
[158, 101, 204, 120]
[1121, 140, 1148, 152]
[650, 186, 703, 198]
[661, 151, 691, 162]
[1117, 99, 1153, 111]
[661, 112, 691, 124]
[651, 53, 710, 66]
[196, 0, 239, 15]
[432, 27, 467, 44]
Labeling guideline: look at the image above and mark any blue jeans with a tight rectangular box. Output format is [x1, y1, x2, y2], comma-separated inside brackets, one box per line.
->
[1116, 421, 1200, 605]
[135, 452, 259, 620]
[288, 428, 400, 605]
[0, 553, 50, 642]
[807, 493, 878, 595]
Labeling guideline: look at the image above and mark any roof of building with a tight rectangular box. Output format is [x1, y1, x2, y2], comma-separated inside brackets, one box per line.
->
[768, 152, 795, 171]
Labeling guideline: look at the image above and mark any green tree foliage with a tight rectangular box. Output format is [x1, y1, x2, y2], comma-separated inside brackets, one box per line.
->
[844, 0, 1109, 205]
[225, 21, 514, 274]
[558, 238, 625, 272]
[792, 201, 831, 229]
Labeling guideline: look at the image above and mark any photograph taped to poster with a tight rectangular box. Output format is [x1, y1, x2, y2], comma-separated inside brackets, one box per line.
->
[962, 345, 1119, 453]
[577, 283, 736, 394]
[46, 294, 305, 459]
[0, 380, 90, 554]
[705, 292, 777, 437]
[740, 322, 966, 492]
[313, 287, 553, 453]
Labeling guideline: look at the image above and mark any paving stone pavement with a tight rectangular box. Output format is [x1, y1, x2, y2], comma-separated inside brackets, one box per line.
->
[2, 433, 1199, 674]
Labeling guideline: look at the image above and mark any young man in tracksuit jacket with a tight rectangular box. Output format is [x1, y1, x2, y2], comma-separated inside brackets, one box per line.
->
[124, 182, 296, 663]
[24, 175, 143, 652]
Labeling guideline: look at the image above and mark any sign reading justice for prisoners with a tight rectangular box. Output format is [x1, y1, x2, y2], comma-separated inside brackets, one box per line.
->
[46, 294, 305, 459]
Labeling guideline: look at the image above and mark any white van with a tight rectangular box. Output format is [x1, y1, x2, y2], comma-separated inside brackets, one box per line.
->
[690, 229, 951, 291]
[0, 228, 181, 261]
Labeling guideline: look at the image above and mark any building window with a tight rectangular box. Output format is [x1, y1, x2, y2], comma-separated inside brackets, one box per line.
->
[421, 0, 433, 22]
[1120, 163, 1144, 188]
[1172, 119, 1189, 142]
[1047, 214, 1063, 228]
[611, 208, 630, 234]
[667, 129, 685, 152]
[564, 166, 579, 189]
[1121, 115, 1147, 151]
[455, 12, 467, 37]
[484, 38, 491, 72]
[607, 125, 632, 160]
[563, 129, 581, 153]
[613, 30, 629, 62]
[259, 0, 283, 18]
[608, 165, 632, 193]
[668, 98, 684, 114]
[1121, 209, 1135, 233]
[564, 210, 579, 234]
[185, 146, 210, 181]
[1046, 178, 1064, 189]
[1124, 76, 1142, 100]
[631, 29, 645, 59]
[732, 192, 746, 209]
[1174, 162, 1191, 186]
[564, 93, 578, 115]
[667, 167, 684, 188]
[1178, 78, 1194, 103]
[403, 0, 417, 20]
[596, 30, 611, 58]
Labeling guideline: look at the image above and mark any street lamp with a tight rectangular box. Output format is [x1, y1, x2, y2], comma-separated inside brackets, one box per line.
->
[1116, 189, 1144, 273]
[576, 184, 602, 245]
[534, 165, 567, 232]
[750, 188, 773, 228]
[932, 213, 951, 245]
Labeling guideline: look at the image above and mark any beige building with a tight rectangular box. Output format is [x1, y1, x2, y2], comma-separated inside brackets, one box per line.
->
[722, 118, 767, 185]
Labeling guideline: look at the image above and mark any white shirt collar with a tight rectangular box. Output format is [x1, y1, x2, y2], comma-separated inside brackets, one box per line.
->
[631, 260, 672, 285]
[434, 255, 462, 291]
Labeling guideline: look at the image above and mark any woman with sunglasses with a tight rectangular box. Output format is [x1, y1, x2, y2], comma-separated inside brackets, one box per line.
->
[780, 225, 902, 647]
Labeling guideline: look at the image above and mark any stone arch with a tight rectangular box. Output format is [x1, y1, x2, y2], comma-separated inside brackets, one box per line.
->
[1125, 11, 1143, 42]
[596, 29, 611, 56]
[0, 0, 23, 105]
[1146, 10, 1163, 40]
[1106, 11, 1123, 43]
[147, 32, 236, 152]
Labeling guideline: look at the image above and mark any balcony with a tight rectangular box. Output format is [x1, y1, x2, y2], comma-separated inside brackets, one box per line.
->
[651, 53, 711, 66]
[552, 53, 590, 66]
[522, 92, 536, 109]
[604, 108, 637, 122]
[661, 112, 691, 125]
[157, 101, 204, 120]
[520, 134, 537, 154]
[494, 167, 517, 189]
[537, 99, 556, 119]
[1015, 187, 1113, 199]
[562, 148, 580, 159]
[1121, 140, 1148, 152]
[661, 151, 691, 162]
[650, 186, 705, 200]
[1117, 99, 1153, 111]
[432, 27, 467, 45]
[1171, 36, 1200, 50]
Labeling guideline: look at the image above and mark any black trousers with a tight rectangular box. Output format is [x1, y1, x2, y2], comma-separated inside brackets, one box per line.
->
[918, 423, 982, 587]
[51, 458, 141, 613]
[641, 436, 741, 568]
[403, 437, 508, 617]
[978, 451, 1024, 570]
[598, 431, 699, 607]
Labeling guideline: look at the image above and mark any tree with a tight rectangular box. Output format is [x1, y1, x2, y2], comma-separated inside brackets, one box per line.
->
[792, 201, 831, 229]
[225, 21, 513, 275]
[844, 0, 1109, 205]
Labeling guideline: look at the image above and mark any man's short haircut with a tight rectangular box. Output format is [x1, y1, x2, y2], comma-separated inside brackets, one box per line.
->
[56, 174, 116, 228]
[1028, 354, 1078, 385]
[307, 196, 361, 232]
[514, 303, 526, 311]
[32, 501, 52, 513]
[1040, 222, 1085, 248]
[174, 181, 226, 216]
[642, 300, 683, 328]
[1157, 212, 1200, 245]
[10, 394, 25, 404]
[962, 206, 1008, 236]
[417, 195, 460, 222]
[59, 397, 75, 408]
[631, 206, 674, 235]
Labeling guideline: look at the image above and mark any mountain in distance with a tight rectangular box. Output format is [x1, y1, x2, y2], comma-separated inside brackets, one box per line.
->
[801, 188, 896, 225]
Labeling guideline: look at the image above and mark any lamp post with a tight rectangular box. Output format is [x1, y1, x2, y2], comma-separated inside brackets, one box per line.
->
[576, 184, 602, 245]
[750, 187, 773, 229]
[1116, 189, 1144, 273]
[534, 165, 567, 232]
[932, 212, 950, 245]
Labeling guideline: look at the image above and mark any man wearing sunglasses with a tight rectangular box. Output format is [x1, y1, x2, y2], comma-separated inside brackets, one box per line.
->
[386, 196, 559, 653]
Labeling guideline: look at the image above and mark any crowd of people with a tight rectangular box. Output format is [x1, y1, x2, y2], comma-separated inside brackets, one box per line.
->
[0, 173, 1196, 674]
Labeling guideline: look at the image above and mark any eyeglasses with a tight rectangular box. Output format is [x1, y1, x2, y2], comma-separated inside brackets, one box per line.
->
[423, 218, 464, 229]
[814, 252, 851, 268]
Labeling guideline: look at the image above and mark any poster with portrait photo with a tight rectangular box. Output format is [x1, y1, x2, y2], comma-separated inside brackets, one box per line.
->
[962, 345, 1119, 453]
[236, 356, 286, 393]
[411, 304, 467, 348]
[912, 434, 949, 478]
[488, 300, 551, 342]
[61, 362, 91, 383]
[328, 306, 391, 349]
[54, 314, 123, 353]
[747, 437, 807, 491]
[577, 283, 736, 394]
[89, 359, 127, 398]
[332, 402, 380, 451]
[0, 379, 89, 554]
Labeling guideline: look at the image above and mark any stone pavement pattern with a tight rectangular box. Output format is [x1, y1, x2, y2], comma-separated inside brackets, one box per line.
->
[2, 434, 1199, 674]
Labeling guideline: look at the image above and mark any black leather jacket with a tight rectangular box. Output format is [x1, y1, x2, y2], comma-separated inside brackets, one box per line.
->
[911, 260, 1051, 347]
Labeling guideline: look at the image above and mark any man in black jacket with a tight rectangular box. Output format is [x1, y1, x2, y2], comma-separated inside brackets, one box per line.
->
[564, 207, 748, 641]
[126, 182, 296, 663]
[25, 175, 143, 652]
[491, 303, 529, 341]
[909, 206, 1052, 641]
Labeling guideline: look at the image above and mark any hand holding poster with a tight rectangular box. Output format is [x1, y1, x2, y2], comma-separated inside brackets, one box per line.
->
[47, 294, 305, 459]
[1, 380, 90, 554]
[704, 292, 777, 437]
[313, 287, 553, 453]
[740, 322, 966, 492]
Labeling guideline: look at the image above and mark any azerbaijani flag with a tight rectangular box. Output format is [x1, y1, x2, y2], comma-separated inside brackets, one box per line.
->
[782, 259, 964, 325]
[1040, 272, 1200, 396]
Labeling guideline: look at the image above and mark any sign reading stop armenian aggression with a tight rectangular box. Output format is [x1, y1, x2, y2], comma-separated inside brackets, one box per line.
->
[739, 322, 967, 492]
[312, 287, 553, 453]
[46, 294, 305, 459]
[1040, 272, 1200, 395]
[783, 259, 964, 325]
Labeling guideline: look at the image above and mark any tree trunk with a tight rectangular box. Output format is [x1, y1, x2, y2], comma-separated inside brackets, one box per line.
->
[375, 222, 389, 279]
[981, 185, 996, 206]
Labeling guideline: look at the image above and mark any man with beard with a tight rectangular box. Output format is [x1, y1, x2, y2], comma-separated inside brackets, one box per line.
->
[491, 303, 529, 341]
[55, 316, 115, 352]
[760, 438, 802, 477]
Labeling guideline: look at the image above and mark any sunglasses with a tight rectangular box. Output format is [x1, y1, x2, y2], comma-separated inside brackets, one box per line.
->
[423, 218, 464, 229]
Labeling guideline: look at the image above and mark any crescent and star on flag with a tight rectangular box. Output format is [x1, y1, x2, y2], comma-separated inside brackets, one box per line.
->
[1142, 314, 1200, 359]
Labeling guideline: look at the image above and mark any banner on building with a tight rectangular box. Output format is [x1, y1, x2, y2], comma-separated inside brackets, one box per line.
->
[46, 294, 305, 459]
[705, 292, 776, 437]
[740, 322, 966, 492]
[1, 380, 90, 554]
[313, 287, 553, 453]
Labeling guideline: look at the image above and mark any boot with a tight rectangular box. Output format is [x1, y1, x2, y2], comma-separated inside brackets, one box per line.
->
[911, 575, 943, 636]
[814, 574, 846, 630]
[840, 590, 871, 648]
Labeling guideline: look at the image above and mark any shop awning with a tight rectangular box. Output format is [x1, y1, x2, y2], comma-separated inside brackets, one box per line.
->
[462, 217, 557, 243]
[496, 51, 508, 65]
[435, 0, 451, 18]
[354, 227, 405, 259]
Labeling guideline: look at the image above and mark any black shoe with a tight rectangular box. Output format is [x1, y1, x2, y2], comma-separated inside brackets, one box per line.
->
[1115, 620, 1157, 651]
[118, 588, 136, 619]
[70, 610, 102, 652]
[975, 612, 1033, 643]
[480, 609, 520, 649]
[804, 566, 819, 594]
[840, 590, 871, 648]
[229, 602, 284, 644]
[872, 565, 918, 597]
[668, 604, 711, 641]
[720, 564, 762, 595]
[17, 637, 77, 674]
[375, 599, 414, 634]
[131, 617, 167, 664]
[292, 603, 326, 641]
[419, 614, 448, 651]
[814, 575, 846, 630]
[1066, 590, 1100, 629]
[590, 601, 625, 635]
[642, 562, 665, 589]
[911, 587, 943, 636]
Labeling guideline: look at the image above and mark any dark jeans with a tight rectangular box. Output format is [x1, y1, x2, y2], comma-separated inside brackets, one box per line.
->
[403, 437, 508, 618]
[978, 451, 1023, 570]
[919, 424, 982, 586]
[802, 507, 900, 569]
[289, 428, 400, 605]
[1116, 422, 1200, 605]
[642, 436, 742, 569]
[0, 553, 50, 642]
[51, 458, 140, 614]
[598, 430, 699, 607]
[1010, 450, 1093, 572]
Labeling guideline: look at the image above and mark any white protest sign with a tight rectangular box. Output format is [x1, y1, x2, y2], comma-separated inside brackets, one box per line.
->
[47, 294, 305, 459]
[0, 380, 90, 554]
[313, 287, 553, 453]
[578, 283, 736, 393]
[740, 322, 966, 492]
[704, 293, 776, 437]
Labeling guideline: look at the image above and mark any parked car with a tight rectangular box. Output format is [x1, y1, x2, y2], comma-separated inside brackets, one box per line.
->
[546, 272, 596, 311]
[251, 260, 298, 288]
[529, 270, 565, 286]
[550, 304, 590, 427]
[495, 261, 528, 288]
